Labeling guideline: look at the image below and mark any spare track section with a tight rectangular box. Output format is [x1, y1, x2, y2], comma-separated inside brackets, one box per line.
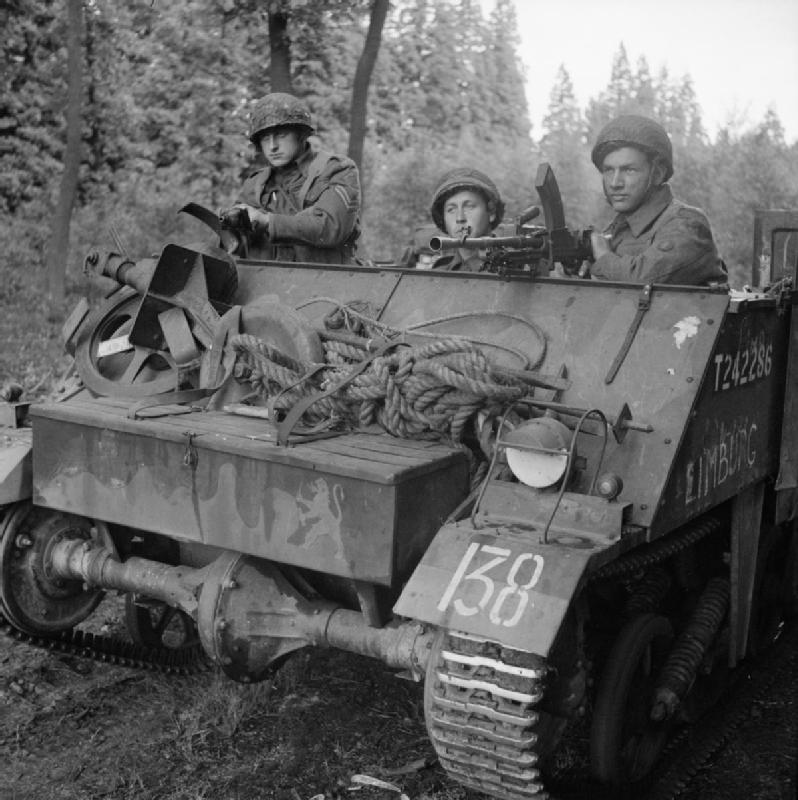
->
[425, 630, 550, 799]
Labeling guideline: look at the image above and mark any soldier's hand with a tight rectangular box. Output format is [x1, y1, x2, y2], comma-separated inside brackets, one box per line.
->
[246, 207, 271, 236]
[219, 205, 272, 239]
[219, 204, 254, 230]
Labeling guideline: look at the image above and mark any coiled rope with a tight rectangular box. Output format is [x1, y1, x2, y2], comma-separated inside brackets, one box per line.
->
[229, 301, 548, 443]
[296, 297, 548, 370]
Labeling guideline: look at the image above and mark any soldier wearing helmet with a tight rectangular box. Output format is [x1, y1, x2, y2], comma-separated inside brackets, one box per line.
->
[586, 114, 726, 285]
[220, 92, 361, 264]
[427, 168, 505, 272]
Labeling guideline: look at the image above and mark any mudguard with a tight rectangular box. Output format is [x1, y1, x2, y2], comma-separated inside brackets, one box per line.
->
[0, 427, 32, 504]
[394, 518, 615, 657]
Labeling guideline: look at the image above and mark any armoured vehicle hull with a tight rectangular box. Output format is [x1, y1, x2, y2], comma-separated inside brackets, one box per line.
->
[1, 208, 797, 798]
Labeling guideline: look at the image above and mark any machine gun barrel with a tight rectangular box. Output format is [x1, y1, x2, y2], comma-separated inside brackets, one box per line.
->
[424, 166, 593, 275]
[429, 234, 547, 253]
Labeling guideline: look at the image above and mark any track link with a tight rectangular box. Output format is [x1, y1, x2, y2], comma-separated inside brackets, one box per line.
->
[0, 503, 208, 675]
[0, 611, 209, 675]
[643, 621, 798, 800]
[426, 630, 551, 799]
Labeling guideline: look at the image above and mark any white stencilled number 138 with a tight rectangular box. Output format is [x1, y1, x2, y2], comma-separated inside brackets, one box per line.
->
[436, 543, 544, 628]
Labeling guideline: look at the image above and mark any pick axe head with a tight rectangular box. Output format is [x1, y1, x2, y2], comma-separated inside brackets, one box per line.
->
[128, 244, 237, 354]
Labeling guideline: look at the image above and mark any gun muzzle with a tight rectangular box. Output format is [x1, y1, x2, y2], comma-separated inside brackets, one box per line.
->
[429, 235, 466, 252]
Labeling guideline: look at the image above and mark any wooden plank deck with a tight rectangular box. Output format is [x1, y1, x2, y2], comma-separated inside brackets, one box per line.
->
[32, 394, 463, 485]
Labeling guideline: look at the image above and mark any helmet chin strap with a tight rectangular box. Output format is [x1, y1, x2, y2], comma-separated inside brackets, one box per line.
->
[639, 171, 657, 205]
[640, 161, 666, 205]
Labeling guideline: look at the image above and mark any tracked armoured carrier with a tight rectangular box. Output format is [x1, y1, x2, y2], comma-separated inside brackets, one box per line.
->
[1, 173, 797, 798]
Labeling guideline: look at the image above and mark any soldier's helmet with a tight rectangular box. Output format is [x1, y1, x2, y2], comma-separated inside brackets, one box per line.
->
[430, 167, 505, 231]
[591, 114, 674, 182]
[248, 93, 314, 144]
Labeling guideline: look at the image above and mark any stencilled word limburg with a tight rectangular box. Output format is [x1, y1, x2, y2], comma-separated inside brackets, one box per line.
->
[685, 417, 758, 505]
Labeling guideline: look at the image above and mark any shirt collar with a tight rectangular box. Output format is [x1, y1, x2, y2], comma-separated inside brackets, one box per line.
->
[267, 142, 313, 180]
[615, 183, 673, 237]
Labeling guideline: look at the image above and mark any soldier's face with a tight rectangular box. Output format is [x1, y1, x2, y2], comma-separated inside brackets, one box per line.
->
[442, 190, 493, 237]
[601, 146, 657, 214]
[259, 126, 304, 167]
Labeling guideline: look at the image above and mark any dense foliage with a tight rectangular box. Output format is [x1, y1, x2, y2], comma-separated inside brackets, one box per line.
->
[2, 0, 798, 300]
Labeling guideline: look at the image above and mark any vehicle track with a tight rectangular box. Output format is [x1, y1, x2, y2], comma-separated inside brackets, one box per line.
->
[0, 610, 208, 675]
[549, 620, 798, 800]
[2, 598, 796, 800]
[644, 620, 798, 800]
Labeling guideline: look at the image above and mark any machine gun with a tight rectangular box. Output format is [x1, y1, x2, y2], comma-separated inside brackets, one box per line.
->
[429, 162, 594, 276]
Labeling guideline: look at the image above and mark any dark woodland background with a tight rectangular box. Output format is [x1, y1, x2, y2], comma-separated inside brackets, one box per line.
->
[3, 0, 798, 316]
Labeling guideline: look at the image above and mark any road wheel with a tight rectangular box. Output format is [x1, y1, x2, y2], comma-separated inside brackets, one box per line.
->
[125, 595, 198, 650]
[0, 503, 103, 636]
[590, 613, 674, 785]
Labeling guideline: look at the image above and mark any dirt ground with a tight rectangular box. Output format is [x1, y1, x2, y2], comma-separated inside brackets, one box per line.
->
[675, 622, 798, 800]
[0, 597, 456, 800]
[1, 595, 796, 800]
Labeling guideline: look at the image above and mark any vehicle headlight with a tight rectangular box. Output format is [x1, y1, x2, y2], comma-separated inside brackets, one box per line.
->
[503, 416, 573, 488]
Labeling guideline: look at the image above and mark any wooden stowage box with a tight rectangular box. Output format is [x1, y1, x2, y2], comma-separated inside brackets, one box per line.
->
[31, 396, 469, 586]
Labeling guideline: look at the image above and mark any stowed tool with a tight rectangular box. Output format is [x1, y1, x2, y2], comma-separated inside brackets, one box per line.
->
[77, 226, 239, 399]
[127, 243, 236, 354]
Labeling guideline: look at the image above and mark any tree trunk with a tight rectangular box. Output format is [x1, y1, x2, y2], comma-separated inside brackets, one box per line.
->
[347, 0, 389, 182]
[46, 0, 83, 318]
[268, 7, 292, 92]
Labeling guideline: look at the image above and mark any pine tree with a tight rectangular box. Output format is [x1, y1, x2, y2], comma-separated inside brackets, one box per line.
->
[539, 66, 593, 224]
[585, 44, 637, 143]
[606, 44, 634, 112]
[484, 0, 531, 144]
[376, 0, 433, 145]
[631, 56, 656, 117]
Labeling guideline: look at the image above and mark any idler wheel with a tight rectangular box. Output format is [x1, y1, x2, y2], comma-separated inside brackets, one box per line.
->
[74, 287, 187, 398]
[0, 503, 103, 636]
[125, 595, 199, 650]
[590, 613, 674, 785]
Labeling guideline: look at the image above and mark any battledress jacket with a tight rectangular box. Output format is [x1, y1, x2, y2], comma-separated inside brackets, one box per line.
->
[590, 184, 727, 285]
[237, 144, 361, 264]
[431, 250, 487, 272]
